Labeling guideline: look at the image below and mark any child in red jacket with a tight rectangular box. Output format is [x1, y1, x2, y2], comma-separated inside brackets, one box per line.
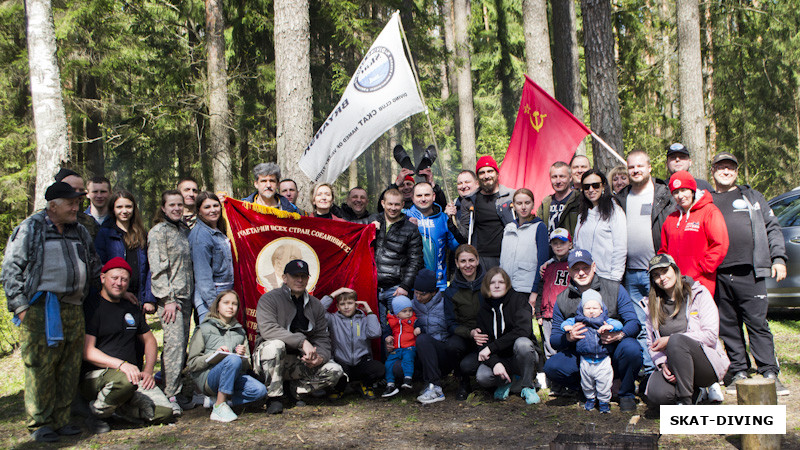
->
[382, 296, 420, 398]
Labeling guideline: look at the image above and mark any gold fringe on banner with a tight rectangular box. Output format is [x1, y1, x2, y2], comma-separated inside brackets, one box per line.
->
[221, 198, 302, 263]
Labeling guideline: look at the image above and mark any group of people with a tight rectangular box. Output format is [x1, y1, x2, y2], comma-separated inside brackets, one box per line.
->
[2, 142, 789, 441]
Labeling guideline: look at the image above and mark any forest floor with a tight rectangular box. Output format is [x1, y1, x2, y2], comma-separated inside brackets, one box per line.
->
[1, 309, 799, 449]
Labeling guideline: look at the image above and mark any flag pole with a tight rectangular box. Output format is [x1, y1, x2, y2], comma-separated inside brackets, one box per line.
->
[396, 11, 453, 204]
[590, 131, 626, 165]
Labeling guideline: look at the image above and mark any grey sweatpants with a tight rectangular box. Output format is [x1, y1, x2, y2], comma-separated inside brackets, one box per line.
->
[580, 356, 613, 403]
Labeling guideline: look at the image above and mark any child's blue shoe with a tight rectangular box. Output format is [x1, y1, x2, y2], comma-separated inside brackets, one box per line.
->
[584, 397, 596, 411]
[598, 401, 611, 413]
[521, 387, 540, 405]
[493, 383, 511, 400]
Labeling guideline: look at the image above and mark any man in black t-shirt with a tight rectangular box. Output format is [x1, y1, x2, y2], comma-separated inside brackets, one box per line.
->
[711, 152, 789, 396]
[81, 258, 174, 427]
[463, 155, 515, 269]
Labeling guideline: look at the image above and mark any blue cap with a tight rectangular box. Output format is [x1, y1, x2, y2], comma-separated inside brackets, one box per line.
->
[568, 249, 593, 268]
[392, 295, 413, 315]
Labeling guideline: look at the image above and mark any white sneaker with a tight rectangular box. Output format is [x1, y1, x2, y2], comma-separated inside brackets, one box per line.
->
[416, 383, 445, 404]
[707, 383, 724, 403]
[209, 402, 238, 422]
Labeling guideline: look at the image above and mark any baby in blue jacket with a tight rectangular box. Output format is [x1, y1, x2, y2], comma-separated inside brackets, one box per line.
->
[561, 289, 622, 413]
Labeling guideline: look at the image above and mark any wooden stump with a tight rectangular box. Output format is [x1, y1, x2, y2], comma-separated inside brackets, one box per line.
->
[736, 377, 781, 450]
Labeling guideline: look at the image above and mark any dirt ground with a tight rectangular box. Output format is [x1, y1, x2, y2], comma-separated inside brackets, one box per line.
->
[1, 376, 798, 449]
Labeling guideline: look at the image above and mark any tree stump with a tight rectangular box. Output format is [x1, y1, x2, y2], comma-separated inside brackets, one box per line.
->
[736, 377, 780, 450]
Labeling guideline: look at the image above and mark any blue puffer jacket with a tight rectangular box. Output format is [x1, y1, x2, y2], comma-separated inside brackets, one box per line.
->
[188, 220, 234, 320]
[561, 302, 623, 361]
[94, 221, 155, 305]
[412, 291, 456, 342]
[405, 204, 460, 290]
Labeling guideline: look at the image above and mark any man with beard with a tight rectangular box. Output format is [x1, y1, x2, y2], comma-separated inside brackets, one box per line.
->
[537, 161, 581, 236]
[614, 150, 674, 383]
[463, 156, 514, 269]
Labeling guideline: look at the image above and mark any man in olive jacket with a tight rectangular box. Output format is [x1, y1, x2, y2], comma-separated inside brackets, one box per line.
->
[252, 259, 343, 414]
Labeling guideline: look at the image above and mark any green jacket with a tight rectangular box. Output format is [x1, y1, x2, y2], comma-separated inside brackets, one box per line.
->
[185, 316, 251, 395]
[536, 190, 580, 236]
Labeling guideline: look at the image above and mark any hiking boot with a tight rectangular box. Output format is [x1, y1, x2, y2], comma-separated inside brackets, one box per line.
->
[417, 384, 445, 404]
[86, 416, 110, 434]
[763, 372, 790, 396]
[359, 383, 376, 400]
[726, 371, 749, 395]
[210, 402, 238, 423]
[382, 383, 399, 398]
[521, 387, 540, 405]
[619, 396, 637, 412]
[266, 398, 283, 415]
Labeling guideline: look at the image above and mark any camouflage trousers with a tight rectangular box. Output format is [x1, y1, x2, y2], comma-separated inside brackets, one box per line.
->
[19, 301, 84, 432]
[80, 369, 173, 423]
[253, 340, 344, 398]
[157, 299, 192, 398]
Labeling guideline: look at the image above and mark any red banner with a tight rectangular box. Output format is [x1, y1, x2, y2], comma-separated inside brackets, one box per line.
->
[499, 75, 591, 212]
[224, 198, 377, 347]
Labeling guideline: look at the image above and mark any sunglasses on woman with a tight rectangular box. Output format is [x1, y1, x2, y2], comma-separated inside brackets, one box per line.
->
[582, 182, 603, 190]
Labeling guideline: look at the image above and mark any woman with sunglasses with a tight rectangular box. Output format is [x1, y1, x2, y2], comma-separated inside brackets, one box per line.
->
[573, 169, 627, 283]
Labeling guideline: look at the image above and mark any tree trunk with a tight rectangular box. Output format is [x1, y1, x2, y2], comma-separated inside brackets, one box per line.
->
[454, 0, 477, 169]
[81, 75, 104, 177]
[659, 0, 675, 141]
[275, 0, 313, 210]
[703, 0, 717, 156]
[26, 0, 70, 210]
[442, 0, 461, 150]
[581, 0, 624, 172]
[677, 0, 708, 180]
[552, 0, 586, 155]
[206, 0, 233, 195]
[522, 0, 554, 96]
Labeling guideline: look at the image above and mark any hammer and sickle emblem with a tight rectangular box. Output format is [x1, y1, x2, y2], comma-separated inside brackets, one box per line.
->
[529, 110, 547, 132]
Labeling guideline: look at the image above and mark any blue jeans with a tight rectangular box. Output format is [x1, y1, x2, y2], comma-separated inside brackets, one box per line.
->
[206, 354, 267, 405]
[625, 269, 655, 376]
[378, 285, 400, 360]
[385, 347, 416, 384]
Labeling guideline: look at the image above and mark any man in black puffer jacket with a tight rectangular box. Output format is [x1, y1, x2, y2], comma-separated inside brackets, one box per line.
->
[371, 189, 423, 331]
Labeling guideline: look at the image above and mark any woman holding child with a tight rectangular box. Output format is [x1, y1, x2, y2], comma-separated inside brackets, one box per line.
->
[642, 254, 729, 405]
[469, 267, 540, 404]
[186, 290, 267, 422]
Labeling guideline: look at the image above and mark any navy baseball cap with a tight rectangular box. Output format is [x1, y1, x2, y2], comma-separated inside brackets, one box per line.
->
[284, 259, 310, 276]
[568, 249, 593, 268]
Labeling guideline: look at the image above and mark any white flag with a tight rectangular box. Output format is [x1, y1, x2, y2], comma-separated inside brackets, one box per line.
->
[299, 12, 425, 184]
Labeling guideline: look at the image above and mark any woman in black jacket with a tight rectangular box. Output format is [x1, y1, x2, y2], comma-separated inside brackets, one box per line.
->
[470, 267, 541, 404]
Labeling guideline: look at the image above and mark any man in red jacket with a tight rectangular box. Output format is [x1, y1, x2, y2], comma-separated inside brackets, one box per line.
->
[659, 171, 729, 297]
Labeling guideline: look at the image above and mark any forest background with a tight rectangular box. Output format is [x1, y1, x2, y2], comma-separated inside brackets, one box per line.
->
[1, 0, 799, 250]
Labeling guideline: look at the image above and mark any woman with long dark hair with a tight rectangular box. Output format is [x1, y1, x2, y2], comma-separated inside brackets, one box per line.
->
[189, 191, 234, 322]
[642, 253, 729, 405]
[573, 169, 627, 282]
[95, 190, 156, 313]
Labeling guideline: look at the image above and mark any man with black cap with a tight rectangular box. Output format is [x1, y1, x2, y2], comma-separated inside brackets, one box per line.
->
[543, 249, 642, 412]
[81, 257, 174, 429]
[666, 143, 714, 192]
[55, 168, 99, 239]
[253, 259, 344, 414]
[711, 152, 789, 396]
[2, 181, 102, 442]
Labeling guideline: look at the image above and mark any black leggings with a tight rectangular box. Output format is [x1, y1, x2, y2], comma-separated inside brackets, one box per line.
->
[646, 333, 717, 405]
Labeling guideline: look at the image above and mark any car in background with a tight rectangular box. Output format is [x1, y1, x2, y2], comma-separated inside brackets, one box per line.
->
[766, 188, 800, 307]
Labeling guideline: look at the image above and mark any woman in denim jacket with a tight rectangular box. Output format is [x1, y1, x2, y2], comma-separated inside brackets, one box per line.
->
[189, 192, 234, 322]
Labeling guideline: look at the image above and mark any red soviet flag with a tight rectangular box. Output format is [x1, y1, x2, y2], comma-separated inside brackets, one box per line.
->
[499, 75, 590, 212]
